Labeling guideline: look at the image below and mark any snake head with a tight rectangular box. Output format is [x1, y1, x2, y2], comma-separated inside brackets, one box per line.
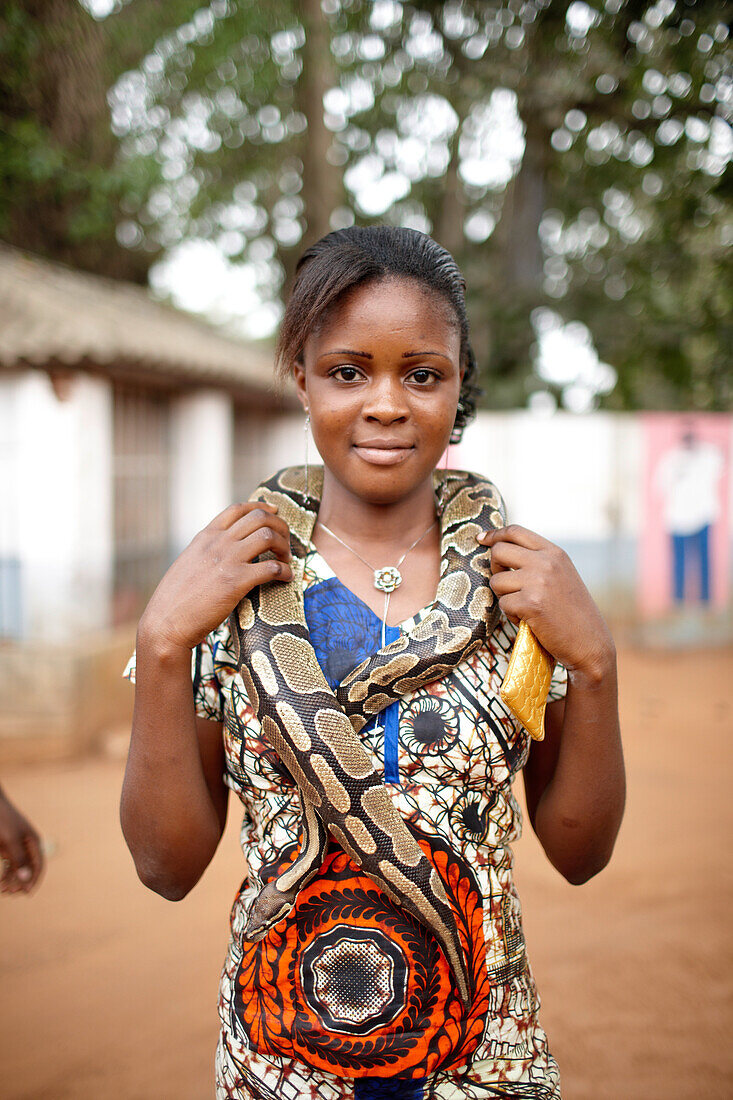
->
[243, 882, 297, 942]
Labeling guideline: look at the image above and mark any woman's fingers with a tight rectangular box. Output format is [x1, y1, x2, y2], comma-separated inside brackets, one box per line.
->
[21, 833, 44, 891]
[0, 829, 27, 877]
[237, 525, 292, 566]
[480, 526, 612, 674]
[140, 499, 296, 652]
[496, 592, 523, 625]
[479, 524, 549, 552]
[229, 509, 292, 557]
[1, 863, 20, 894]
[486, 540, 533, 574]
[489, 569, 526, 626]
[488, 568, 524, 596]
[212, 500, 279, 531]
[245, 558, 293, 587]
[0, 826, 42, 894]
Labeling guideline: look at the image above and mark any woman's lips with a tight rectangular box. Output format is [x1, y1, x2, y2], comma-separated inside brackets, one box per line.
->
[353, 444, 414, 466]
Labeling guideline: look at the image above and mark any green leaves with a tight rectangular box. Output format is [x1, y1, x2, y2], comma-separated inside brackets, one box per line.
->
[2, 0, 730, 407]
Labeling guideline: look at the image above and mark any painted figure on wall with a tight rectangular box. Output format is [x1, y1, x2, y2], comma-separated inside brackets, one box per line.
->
[639, 413, 731, 618]
[654, 423, 724, 604]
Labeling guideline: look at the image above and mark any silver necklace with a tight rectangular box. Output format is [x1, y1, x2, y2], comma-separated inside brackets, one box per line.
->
[317, 517, 436, 649]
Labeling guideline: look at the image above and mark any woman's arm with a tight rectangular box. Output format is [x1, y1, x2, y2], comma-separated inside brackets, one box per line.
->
[480, 525, 625, 884]
[120, 501, 293, 900]
[522, 659, 624, 884]
[120, 636, 228, 900]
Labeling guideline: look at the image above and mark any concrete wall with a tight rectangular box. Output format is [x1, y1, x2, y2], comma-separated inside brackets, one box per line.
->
[0, 377, 236, 760]
[0, 380, 290, 760]
[0, 625, 136, 766]
[2, 385, 731, 762]
[170, 389, 233, 555]
[452, 412, 642, 611]
[0, 370, 113, 641]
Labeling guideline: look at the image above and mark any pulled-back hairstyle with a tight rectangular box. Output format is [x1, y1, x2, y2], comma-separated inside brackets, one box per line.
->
[275, 226, 480, 443]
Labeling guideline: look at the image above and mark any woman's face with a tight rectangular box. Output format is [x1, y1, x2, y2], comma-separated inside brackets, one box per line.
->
[293, 277, 463, 506]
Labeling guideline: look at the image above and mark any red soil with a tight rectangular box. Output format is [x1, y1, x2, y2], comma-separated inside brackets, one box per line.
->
[1, 646, 731, 1099]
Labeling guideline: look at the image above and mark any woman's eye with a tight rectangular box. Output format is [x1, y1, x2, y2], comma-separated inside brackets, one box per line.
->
[409, 368, 439, 385]
[331, 366, 362, 382]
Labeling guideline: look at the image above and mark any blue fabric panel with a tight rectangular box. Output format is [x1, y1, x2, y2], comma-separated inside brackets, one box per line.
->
[304, 577, 401, 783]
[304, 576, 383, 689]
[382, 623, 400, 782]
[355, 1078, 425, 1100]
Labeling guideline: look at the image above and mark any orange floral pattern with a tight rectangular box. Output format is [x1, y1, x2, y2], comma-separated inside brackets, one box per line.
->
[234, 827, 489, 1079]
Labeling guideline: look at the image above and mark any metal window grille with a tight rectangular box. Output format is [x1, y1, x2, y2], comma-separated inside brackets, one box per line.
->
[232, 406, 274, 501]
[113, 385, 171, 624]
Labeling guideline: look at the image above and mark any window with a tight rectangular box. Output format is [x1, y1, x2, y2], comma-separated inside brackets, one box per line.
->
[113, 386, 171, 623]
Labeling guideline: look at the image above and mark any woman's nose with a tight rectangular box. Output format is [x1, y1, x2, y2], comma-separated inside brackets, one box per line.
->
[362, 375, 408, 423]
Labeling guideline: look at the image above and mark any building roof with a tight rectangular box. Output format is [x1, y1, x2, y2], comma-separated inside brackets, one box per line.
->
[0, 245, 281, 400]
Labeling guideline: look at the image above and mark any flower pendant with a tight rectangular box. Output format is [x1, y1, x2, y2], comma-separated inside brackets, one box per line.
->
[373, 566, 402, 593]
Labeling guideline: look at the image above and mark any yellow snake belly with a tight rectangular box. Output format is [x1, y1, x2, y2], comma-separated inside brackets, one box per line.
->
[229, 467, 505, 1008]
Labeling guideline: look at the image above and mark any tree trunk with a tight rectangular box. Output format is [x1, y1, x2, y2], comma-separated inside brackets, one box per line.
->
[482, 107, 551, 400]
[495, 111, 548, 296]
[1, 0, 151, 281]
[435, 134, 464, 258]
[292, 0, 342, 279]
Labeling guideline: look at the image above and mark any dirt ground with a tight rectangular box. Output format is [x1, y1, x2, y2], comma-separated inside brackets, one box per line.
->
[1, 645, 731, 1100]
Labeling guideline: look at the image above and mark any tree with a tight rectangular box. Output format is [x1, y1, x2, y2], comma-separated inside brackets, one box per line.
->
[337, 0, 732, 408]
[0, 0, 164, 280]
[4, 0, 730, 408]
[103, 0, 344, 296]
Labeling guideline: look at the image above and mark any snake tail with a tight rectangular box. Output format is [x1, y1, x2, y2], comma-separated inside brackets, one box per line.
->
[244, 794, 329, 942]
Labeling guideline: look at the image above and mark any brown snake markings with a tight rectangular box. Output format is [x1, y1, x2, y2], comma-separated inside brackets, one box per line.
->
[229, 466, 505, 1007]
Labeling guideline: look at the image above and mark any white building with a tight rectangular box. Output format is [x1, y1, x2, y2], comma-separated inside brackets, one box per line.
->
[0, 246, 301, 761]
[1, 246, 730, 762]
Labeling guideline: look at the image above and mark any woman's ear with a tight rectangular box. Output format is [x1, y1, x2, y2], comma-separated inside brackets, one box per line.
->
[293, 361, 308, 410]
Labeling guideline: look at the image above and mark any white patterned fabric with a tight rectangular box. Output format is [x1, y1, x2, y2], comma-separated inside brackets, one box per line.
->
[125, 543, 566, 1099]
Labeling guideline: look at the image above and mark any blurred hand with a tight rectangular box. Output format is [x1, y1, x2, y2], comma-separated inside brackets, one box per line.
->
[479, 525, 615, 679]
[139, 502, 294, 654]
[0, 790, 44, 895]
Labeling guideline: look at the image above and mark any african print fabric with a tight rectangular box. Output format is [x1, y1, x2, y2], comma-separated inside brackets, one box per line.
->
[125, 543, 567, 1099]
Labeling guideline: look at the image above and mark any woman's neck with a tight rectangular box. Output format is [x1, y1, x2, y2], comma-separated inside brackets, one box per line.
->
[316, 468, 438, 553]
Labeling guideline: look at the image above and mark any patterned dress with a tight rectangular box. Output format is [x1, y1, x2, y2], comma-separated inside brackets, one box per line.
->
[126, 544, 567, 1100]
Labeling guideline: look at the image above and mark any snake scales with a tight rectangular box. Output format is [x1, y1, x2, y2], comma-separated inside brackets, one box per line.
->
[229, 466, 505, 1007]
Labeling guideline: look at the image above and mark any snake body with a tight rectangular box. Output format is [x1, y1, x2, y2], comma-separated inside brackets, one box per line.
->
[229, 466, 505, 1006]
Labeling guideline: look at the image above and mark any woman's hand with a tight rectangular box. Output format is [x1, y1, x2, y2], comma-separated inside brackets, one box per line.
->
[479, 525, 615, 681]
[122, 503, 291, 897]
[139, 501, 293, 654]
[481, 526, 625, 883]
[0, 789, 44, 896]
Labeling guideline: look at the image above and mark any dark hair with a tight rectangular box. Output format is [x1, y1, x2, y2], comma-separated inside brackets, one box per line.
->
[275, 226, 480, 443]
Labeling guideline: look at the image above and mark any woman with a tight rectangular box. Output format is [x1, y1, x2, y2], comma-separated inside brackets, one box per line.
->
[122, 227, 625, 1099]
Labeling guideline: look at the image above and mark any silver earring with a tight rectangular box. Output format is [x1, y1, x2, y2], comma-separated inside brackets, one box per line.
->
[304, 412, 310, 498]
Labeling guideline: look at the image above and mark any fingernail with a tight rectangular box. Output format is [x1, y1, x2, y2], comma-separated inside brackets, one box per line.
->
[17, 868, 31, 881]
